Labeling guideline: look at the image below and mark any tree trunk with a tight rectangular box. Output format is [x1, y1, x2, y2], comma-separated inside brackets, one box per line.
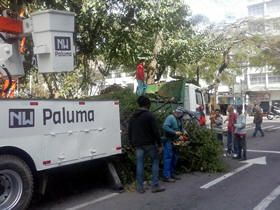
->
[196, 65, 200, 85]
[146, 31, 163, 84]
[42, 74, 55, 98]
[146, 59, 157, 84]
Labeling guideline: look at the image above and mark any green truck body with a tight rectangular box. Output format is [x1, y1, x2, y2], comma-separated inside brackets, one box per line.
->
[146, 80, 205, 114]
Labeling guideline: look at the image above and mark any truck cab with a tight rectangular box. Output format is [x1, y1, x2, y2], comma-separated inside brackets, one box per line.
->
[184, 83, 205, 112]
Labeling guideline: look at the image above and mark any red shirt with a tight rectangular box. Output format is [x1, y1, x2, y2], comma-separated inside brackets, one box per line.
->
[136, 63, 144, 82]
[228, 113, 237, 132]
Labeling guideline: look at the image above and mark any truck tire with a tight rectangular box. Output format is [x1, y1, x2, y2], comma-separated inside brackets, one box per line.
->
[0, 155, 33, 210]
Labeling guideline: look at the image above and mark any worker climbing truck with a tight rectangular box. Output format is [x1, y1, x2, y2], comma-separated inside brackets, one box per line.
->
[0, 9, 122, 210]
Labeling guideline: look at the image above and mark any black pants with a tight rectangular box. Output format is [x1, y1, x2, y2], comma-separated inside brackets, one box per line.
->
[236, 135, 247, 159]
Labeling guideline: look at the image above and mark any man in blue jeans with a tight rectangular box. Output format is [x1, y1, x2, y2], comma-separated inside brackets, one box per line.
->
[253, 106, 264, 137]
[128, 96, 165, 193]
[162, 106, 186, 182]
[224, 106, 237, 156]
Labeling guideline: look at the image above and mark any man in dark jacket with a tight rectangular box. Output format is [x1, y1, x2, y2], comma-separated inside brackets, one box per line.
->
[128, 96, 165, 193]
[253, 106, 264, 137]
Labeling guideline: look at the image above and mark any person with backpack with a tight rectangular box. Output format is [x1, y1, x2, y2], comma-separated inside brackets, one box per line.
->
[253, 105, 264, 137]
[128, 96, 165, 193]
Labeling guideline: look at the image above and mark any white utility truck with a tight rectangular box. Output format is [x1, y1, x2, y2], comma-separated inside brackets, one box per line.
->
[0, 9, 122, 210]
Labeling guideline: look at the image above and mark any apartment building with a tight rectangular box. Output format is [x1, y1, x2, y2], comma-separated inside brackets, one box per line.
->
[245, 0, 280, 112]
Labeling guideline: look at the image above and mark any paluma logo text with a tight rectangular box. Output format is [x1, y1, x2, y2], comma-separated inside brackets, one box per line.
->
[54, 36, 72, 56]
[43, 107, 94, 125]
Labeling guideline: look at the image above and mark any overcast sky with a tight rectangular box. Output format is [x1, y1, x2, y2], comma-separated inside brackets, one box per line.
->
[184, 0, 248, 22]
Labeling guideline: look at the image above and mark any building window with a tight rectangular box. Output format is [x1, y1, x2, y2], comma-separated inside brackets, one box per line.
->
[250, 73, 266, 84]
[248, 21, 265, 33]
[248, 0, 260, 3]
[268, 73, 280, 83]
[248, 4, 264, 16]
[106, 73, 113, 79]
[114, 72, 121, 78]
[267, 1, 280, 15]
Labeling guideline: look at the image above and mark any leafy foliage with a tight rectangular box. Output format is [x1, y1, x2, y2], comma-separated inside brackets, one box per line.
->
[178, 121, 227, 173]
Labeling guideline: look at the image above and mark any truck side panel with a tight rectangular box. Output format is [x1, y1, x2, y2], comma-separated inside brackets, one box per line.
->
[0, 99, 122, 171]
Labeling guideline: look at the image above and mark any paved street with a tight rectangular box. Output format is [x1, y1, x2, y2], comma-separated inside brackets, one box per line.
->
[30, 117, 280, 210]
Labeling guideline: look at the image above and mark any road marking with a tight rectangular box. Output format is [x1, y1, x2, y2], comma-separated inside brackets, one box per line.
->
[263, 125, 276, 129]
[270, 126, 280, 130]
[254, 185, 280, 210]
[247, 125, 275, 130]
[247, 149, 280, 154]
[65, 193, 119, 210]
[200, 156, 267, 189]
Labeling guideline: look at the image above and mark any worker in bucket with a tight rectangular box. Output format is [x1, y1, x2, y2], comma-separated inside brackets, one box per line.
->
[162, 106, 186, 182]
[128, 96, 165, 193]
[136, 59, 147, 96]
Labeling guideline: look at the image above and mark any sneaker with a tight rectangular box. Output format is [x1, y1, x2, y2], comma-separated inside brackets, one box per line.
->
[151, 185, 165, 193]
[233, 155, 241, 160]
[137, 188, 145, 194]
[162, 177, 176, 182]
[232, 154, 238, 158]
[171, 175, 181, 180]
[227, 153, 232, 157]
[240, 157, 247, 161]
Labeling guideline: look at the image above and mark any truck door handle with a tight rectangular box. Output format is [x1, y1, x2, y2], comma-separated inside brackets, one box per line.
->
[90, 149, 96, 154]
[50, 132, 56, 136]
[58, 154, 66, 160]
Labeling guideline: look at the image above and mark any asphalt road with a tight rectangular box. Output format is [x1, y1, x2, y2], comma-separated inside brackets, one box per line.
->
[30, 117, 280, 210]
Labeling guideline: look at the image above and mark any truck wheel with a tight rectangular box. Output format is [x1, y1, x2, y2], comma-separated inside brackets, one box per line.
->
[0, 155, 33, 210]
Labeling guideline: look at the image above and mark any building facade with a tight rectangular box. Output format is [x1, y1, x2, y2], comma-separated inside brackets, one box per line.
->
[246, 0, 280, 112]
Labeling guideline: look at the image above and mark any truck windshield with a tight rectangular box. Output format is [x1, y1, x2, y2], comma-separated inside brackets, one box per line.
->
[195, 90, 203, 106]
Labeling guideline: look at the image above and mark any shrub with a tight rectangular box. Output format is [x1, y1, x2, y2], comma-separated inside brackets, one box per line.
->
[178, 121, 227, 173]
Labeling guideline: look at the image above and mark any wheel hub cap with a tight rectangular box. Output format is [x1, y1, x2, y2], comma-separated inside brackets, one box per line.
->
[0, 170, 23, 210]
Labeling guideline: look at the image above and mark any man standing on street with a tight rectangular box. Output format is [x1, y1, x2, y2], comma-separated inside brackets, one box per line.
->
[253, 106, 264, 137]
[136, 59, 147, 96]
[128, 96, 165, 193]
[162, 106, 185, 182]
[224, 106, 237, 156]
[234, 106, 247, 160]
[210, 108, 224, 145]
